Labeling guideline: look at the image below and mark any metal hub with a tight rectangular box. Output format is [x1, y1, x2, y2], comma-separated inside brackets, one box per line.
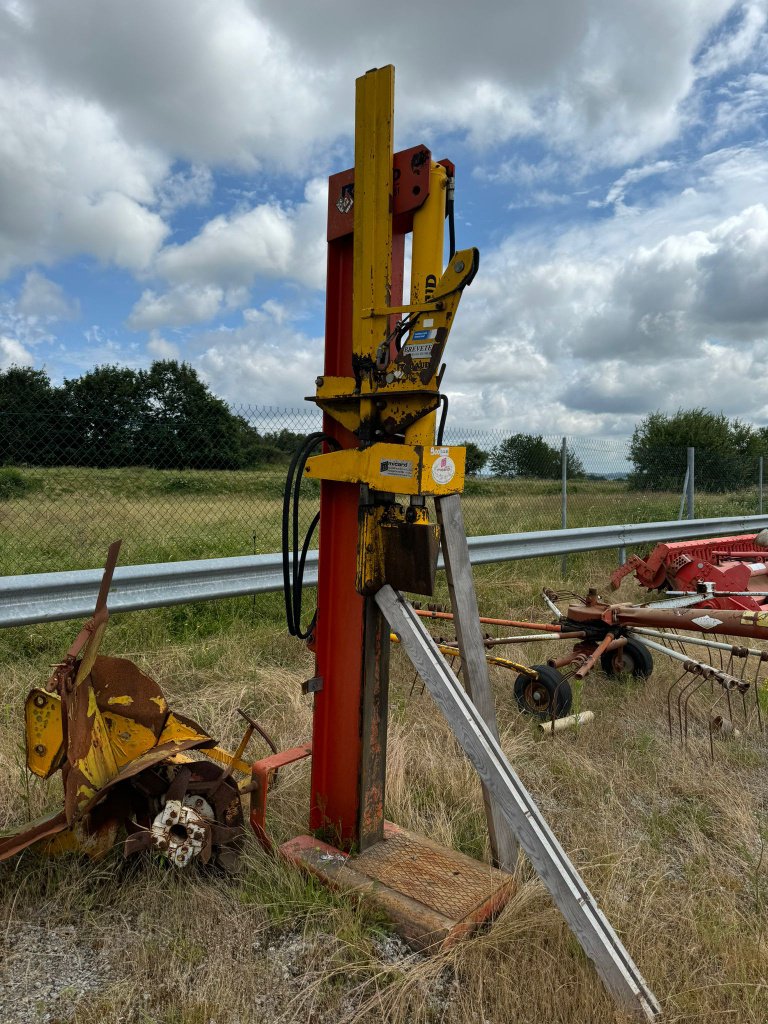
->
[150, 796, 213, 868]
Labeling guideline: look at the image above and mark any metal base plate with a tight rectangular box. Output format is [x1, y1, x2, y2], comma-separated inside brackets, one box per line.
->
[281, 821, 514, 951]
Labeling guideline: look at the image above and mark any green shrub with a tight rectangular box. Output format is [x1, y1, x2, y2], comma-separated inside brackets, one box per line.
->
[0, 468, 40, 500]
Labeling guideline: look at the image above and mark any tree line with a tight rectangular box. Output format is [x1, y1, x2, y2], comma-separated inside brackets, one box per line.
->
[1, 364, 765, 489]
[0, 363, 305, 470]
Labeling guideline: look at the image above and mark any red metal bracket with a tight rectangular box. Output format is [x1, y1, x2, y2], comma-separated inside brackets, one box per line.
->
[249, 743, 312, 852]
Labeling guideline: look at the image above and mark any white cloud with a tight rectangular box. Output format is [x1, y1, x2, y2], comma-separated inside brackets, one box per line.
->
[3, 0, 754, 182]
[152, 177, 327, 299]
[128, 285, 228, 330]
[17, 271, 78, 320]
[146, 331, 181, 360]
[696, 0, 767, 78]
[0, 79, 169, 276]
[440, 147, 768, 434]
[590, 161, 676, 209]
[154, 165, 214, 218]
[0, 335, 33, 369]
[193, 302, 323, 407]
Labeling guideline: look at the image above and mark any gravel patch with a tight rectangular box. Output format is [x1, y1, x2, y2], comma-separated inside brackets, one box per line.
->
[0, 922, 111, 1024]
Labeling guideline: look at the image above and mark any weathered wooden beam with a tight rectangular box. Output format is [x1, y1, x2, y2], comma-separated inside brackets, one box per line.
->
[435, 493, 518, 870]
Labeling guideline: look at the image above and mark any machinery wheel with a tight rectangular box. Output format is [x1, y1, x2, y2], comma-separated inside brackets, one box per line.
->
[600, 638, 653, 680]
[514, 665, 572, 720]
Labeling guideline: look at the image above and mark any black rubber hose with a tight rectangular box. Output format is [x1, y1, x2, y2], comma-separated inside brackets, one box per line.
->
[436, 394, 449, 445]
[282, 431, 325, 635]
[447, 177, 456, 260]
[282, 431, 339, 638]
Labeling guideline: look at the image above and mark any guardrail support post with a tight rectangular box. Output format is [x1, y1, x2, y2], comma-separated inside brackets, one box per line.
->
[561, 436, 568, 576]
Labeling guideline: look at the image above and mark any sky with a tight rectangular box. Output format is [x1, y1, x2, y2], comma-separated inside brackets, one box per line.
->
[1, 0, 767, 438]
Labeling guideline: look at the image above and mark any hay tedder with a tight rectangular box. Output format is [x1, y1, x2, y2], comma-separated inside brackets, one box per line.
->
[415, 534, 768, 754]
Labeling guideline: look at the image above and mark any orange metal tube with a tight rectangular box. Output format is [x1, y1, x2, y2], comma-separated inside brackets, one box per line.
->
[574, 633, 614, 679]
[413, 609, 565, 631]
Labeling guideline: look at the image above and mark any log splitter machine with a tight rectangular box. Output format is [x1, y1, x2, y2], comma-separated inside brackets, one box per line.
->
[266, 65, 515, 949]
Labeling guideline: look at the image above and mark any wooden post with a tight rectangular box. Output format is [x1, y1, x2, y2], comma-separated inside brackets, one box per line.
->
[435, 493, 518, 870]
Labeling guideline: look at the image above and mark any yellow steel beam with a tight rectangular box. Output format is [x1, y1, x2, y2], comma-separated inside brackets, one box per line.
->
[406, 161, 447, 447]
[353, 66, 394, 442]
[353, 66, 394, 365]
[304, 441, 465, 495]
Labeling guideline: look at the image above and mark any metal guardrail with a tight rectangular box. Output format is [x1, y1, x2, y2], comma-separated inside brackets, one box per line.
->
[1, 513, 766, 629]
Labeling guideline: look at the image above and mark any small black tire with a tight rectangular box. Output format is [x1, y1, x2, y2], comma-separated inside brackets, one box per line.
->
[514, 665, 573, 720]
[600, 638, 653, 679]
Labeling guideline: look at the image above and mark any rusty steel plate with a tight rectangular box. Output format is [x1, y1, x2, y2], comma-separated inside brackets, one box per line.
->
[282, 822, 513, 950]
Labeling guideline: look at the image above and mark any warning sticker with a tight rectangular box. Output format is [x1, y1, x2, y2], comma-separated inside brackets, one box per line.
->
[691, 614, 723, 630]
[380, 458, 413, 479]
[431, 455, 456, 486]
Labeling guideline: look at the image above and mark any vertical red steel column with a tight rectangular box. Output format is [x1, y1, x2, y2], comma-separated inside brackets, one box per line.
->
[309, 69, 418, 848]
[309, 227, 363, 843]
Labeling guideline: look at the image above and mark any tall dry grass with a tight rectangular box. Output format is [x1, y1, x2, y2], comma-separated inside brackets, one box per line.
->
[0, 560, 766, 1022]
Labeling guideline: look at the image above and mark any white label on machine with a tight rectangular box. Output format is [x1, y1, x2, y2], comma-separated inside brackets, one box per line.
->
[403, 342, 436, 359]
[691, 614, 723, 630]
[431, 455, 456, 485]
[431, 447, 450, 457]
[379, 458, 414, 478]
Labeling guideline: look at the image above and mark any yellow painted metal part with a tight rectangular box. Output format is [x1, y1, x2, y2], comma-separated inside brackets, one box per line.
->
[304, 442, 465, 496]
[67, 684, 120, 817]
[101, 711, 158, 768]
[74, 616, 108, 688]
[389, 634, 538, 680]
[25, 689, 65, 779]
[157, 712, 211, 747]
[44, 818, 119, 861]
[312, 247, 477, 448]
[204, 745, 252, 777]
[406, 160, 446, 448]
[353, 67, 394, 363]
[357, 503, 439, 595]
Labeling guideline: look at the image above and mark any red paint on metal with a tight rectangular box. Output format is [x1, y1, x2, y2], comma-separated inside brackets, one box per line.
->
[310, 152, 410, 845]
[612, 534, 768, 612]
[250, 744, 312, 851]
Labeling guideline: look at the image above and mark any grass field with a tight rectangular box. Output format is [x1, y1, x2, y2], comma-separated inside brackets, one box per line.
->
[0, 550, 766, 1023]
[0, 464, 762, 574]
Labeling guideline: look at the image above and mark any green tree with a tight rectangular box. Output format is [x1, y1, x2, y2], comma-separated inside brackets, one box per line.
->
[629, 408, 761, 492]
[63, 365, 147, 467]
[489, 434, 584, 479]
[462, 441, 489, 475]
[0, 366, 60, 466]
[138, 360, 247, 469]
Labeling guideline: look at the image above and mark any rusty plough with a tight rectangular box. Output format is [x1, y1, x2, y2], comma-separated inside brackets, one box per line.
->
[0, 542, 273, 870]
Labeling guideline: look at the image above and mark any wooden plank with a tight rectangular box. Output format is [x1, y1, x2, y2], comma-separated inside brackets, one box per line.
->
[376, 584, 661, 1023]
[357, 598, 389, 850]
[436, 494, 518, 870]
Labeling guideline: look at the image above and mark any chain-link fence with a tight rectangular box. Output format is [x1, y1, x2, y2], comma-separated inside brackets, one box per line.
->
[1, 405, 766, 575]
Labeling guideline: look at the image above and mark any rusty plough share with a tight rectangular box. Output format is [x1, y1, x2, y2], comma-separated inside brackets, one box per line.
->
[0, 541, 276, 870]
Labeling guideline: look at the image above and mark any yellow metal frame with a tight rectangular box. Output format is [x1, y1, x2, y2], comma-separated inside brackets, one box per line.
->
[307, 66, 480, 594]
[305, 441, 465, 496]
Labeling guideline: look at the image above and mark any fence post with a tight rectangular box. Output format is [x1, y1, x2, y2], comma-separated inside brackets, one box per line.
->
[759, 456, 764, 516]
[686, 447, 695, 520]
[561, 437, 567, 576]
